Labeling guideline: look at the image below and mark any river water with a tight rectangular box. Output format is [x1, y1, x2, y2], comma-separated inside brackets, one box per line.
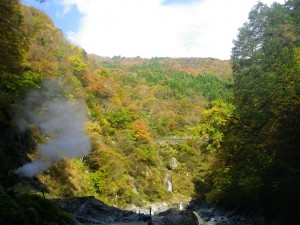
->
[191, 203, 265, 225]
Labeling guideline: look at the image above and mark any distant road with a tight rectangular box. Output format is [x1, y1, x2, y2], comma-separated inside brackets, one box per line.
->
[153, 136, 189, 144]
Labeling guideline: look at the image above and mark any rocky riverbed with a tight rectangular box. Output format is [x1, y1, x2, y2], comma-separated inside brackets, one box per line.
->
[51, 196, 147, 224]
[190, 204, 265, 225]
[51, 197, 267, 225]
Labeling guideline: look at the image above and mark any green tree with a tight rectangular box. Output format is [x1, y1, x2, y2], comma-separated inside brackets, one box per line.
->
[0, 0, 25, 72]
[208, 1, 300, 223]
[68, 48, 88, 77]
[193, 101, 234, 152]
[106, 108, 135, 129]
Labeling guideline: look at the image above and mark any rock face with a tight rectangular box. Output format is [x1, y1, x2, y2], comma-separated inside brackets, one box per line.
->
[51, 196, 145, 224]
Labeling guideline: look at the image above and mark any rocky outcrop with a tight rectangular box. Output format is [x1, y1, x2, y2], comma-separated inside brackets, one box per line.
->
[151, 208, 204, 225]
[51, 196, 145, 224]
[167, 157, 178, 170]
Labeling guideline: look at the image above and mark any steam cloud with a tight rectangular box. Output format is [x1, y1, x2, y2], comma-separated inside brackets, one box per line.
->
[15, 79, 91, 177]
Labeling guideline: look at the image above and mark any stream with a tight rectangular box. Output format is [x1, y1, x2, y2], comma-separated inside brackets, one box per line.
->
[192, 204, 265, 225]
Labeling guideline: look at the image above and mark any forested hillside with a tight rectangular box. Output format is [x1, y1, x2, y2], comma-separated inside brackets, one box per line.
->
[0, 0, 231, 209]
[0, 0, 299, 224]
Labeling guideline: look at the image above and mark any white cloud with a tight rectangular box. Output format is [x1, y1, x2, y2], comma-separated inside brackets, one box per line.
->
[62, 0, 286, 59]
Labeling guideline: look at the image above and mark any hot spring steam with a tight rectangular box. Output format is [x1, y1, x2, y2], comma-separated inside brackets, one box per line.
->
[14, 80, 91, 177]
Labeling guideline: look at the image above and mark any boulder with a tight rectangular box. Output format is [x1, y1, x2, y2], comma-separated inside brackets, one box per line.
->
[167, 157, 178, 170]
[154, 208, 204, 225]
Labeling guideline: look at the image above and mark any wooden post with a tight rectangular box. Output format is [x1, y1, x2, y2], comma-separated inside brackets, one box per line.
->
[148, 207, 153, 225]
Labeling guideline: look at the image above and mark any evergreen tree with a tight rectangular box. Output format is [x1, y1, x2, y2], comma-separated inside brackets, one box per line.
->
[208, 1, 300, 223]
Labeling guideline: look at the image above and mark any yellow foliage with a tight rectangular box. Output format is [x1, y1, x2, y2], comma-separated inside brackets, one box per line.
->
[132, 119, 151, 142]
[112, 94, 122, 107]
[86, 121, 102, 142]
[37, 159, 93, 197]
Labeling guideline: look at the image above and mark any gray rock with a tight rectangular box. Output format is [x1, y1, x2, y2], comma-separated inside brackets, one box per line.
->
[156, 208, 202, 225]
[167, 157, 178, 170]
[51, 196, 144, 224]
[152, 220, 165, 225]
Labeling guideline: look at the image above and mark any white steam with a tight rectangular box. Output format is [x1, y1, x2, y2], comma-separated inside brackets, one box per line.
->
[15, 79, 90, 177]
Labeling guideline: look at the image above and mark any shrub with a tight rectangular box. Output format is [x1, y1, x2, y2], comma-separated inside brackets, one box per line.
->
[0, 189, 25, 225]
[16, 194, 75, 225]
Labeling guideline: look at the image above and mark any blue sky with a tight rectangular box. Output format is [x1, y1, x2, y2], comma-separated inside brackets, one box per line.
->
[21, 0, 285, 59]
[22, 0, 81, 35]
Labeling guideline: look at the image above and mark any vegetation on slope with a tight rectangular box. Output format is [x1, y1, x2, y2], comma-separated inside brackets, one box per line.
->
[0, 188, 74, 225]
[0, 0, 232, 212]
[1, 0, 299, 224]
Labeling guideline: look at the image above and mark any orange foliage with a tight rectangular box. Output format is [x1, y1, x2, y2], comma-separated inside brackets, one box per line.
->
[84, 72, 115, 97]
[132, 119, 151, 142]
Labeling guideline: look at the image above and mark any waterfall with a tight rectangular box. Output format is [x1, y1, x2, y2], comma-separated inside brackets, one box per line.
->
[165, 172, 173, 192]
[193, 211, 205, 225]
[167, 180, 173, 192]
[179, 202, 183, 210]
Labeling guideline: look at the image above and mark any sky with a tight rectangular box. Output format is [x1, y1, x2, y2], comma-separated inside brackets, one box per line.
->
[22, 0, 286, 60]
